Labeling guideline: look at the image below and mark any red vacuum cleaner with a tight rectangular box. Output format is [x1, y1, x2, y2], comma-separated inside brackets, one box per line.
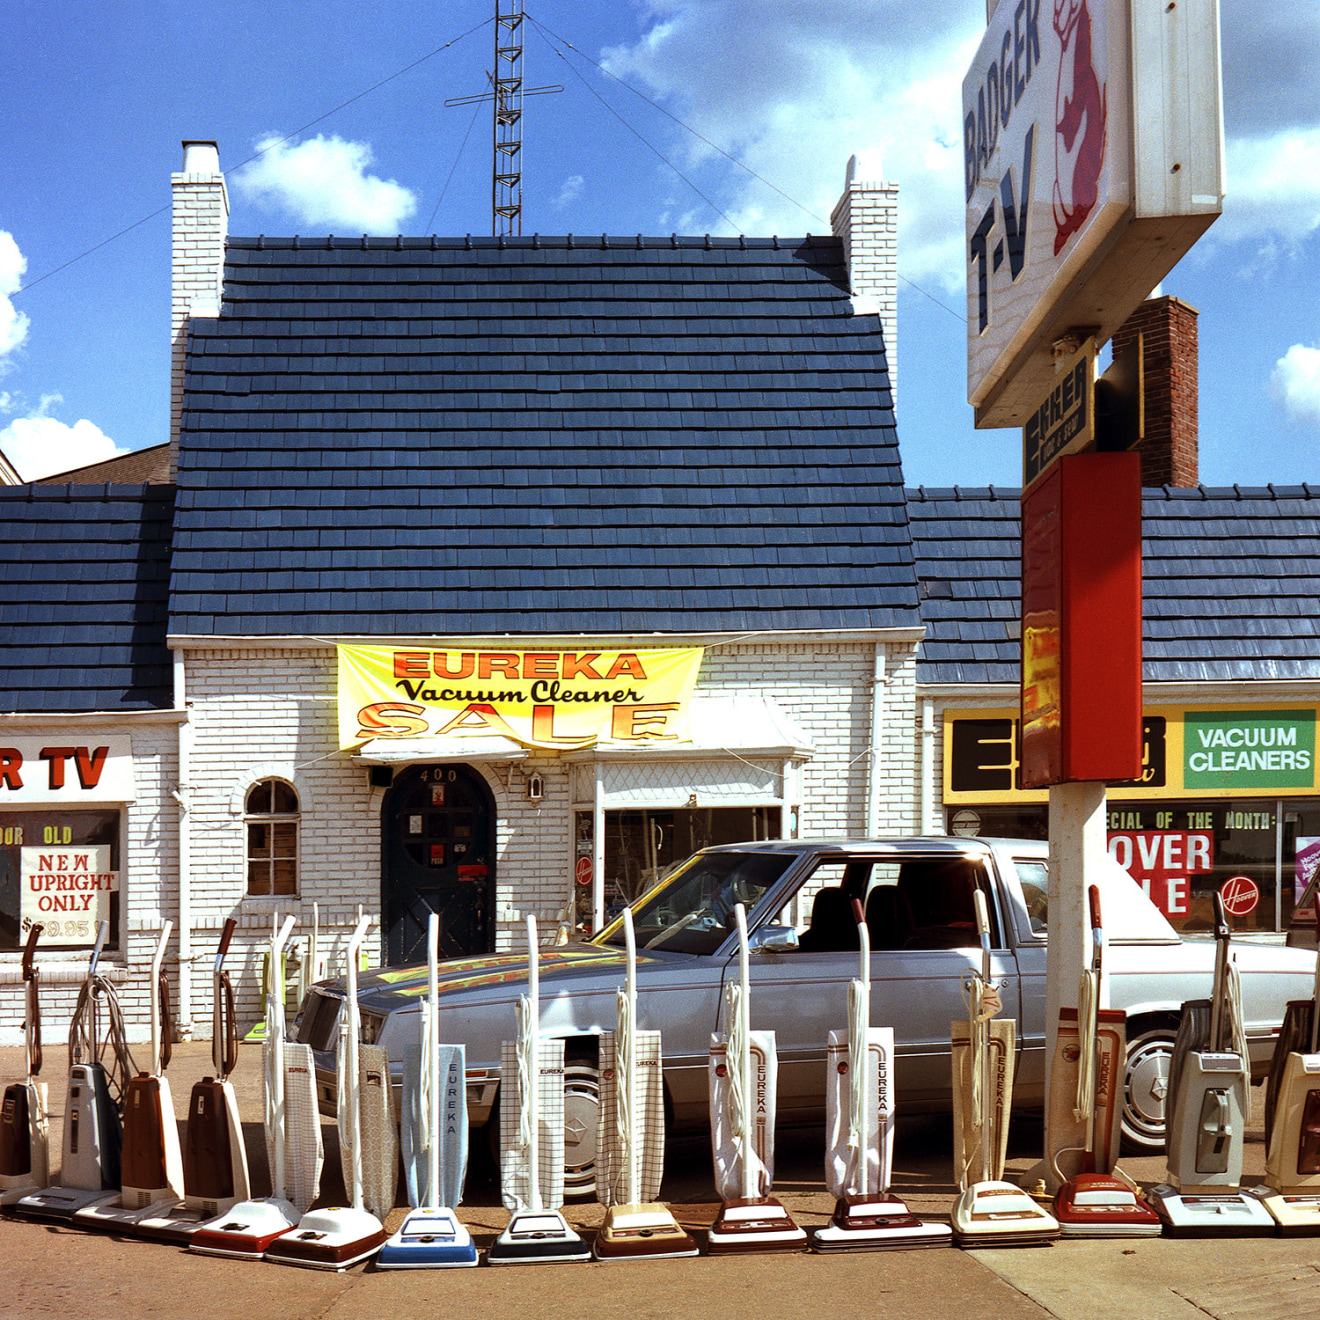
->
[0, 924, 49, 1208]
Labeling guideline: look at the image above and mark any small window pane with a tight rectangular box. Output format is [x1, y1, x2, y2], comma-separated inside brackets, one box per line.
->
[272, 782, 298, 814]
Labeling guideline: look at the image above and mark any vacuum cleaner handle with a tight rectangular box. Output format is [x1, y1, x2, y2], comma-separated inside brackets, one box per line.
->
[23, 923, 43, 1078]
[1210, 891, 1230, 1053]
[159, 970, 173, 1074]
[88, 919, 109, 978]
[215, 916, 238, 973]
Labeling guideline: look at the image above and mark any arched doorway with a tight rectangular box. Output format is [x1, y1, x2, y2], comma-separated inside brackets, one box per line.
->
[382, 763, 497, 965]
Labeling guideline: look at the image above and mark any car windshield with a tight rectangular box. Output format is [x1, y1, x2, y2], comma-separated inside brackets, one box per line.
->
[594, 849, 796, 955]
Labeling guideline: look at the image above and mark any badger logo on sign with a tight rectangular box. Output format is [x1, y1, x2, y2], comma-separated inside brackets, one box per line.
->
[1052, 0, 1107, 255]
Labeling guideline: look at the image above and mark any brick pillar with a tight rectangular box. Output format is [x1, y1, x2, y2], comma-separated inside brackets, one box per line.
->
[831, 155, 899, 414]
[1110, 295, 1199, 488]
[171, 140, 228, 481]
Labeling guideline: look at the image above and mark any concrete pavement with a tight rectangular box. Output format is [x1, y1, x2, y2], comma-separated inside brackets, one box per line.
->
[3, 1040, 1317, 1320]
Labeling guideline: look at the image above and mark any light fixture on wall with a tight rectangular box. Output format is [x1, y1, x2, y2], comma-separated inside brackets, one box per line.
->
[527, 772, 544, 802]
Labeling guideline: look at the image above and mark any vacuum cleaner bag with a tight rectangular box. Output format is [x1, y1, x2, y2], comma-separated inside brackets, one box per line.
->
[1046, 1006, 1127, 1180]
[709, 1031, 778, 1202]
[951, 1018, 1015, 1189]
[824, 1027, 893, 1201]
[499, 1035, 566, 1213]
[401, 1042, 467, 1210]
[596, 1029, 666, 1208]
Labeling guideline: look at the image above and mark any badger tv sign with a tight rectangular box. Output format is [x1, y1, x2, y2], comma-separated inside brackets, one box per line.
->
[963, 0, 1223, 428]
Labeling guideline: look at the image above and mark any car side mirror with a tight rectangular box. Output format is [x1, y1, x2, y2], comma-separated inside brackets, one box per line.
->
[748, 925, 800, 954]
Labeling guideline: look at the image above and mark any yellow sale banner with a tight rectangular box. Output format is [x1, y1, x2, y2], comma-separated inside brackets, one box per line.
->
[338, 645, 704, 751]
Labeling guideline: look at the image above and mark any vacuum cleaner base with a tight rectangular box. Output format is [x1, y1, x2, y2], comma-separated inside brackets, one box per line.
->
[593, 1203, 699, 1260]
[1147, 1184, 1276, 1237]
[74, 1191, 183, 1233]
[188, 1198, 301, 1259]
[12, 1185, 117, 1223]
[486, 1209, 591, 1265]
[1245, 1186, 1320, 1236]
[952, 1181, 1060, 1248]
[707, 1196, 808, 1254]
[1054, 1174, 1162, 1237]
[377, 1207, 480, 1268]
[263, 1205, 388, 1270]
[812, 1193, 953, 1251]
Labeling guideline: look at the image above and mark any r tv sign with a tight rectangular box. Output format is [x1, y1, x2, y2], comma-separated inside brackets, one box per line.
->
[963, 0, 1223, 428]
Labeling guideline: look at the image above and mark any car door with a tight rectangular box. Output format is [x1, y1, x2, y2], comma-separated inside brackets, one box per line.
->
[729, 852, 1022, 1121]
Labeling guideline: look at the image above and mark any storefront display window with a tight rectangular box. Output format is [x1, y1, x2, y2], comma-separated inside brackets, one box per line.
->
[0, 809, 121, 951]
[574, 806, 781, 935]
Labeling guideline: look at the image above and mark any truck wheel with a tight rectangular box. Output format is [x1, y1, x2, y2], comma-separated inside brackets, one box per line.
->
[1122, 1019, 1178, 1153]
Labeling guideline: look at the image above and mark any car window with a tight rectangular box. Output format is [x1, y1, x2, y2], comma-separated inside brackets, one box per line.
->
[1015, 860, 1049, 936]
[863, 858, 997, 950]
[595, 849, 795, 955]
[772, 860, 871, 951]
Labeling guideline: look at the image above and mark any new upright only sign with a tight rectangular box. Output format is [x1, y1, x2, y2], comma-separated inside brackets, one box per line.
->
[963, 0, 1223, 428]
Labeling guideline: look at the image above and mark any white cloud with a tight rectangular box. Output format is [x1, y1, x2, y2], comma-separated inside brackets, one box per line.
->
[0, 230, 31, 359]
[0, 397, 126, 480]
[1217, 128, 1320, 249]
[1270, 343, 1320, 426]
[554, 175, 585, 209]
[234, 134, 418, 234]
[600, 1, 990, 291]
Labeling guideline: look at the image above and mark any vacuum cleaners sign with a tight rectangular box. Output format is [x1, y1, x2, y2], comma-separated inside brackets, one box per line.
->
[1184, 710, 1315, 789]
[20, 844, 118, 945]
[338, 646, 704, 751]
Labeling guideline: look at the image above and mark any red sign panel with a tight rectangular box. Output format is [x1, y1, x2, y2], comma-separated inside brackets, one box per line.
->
[1020, 452, 1143, 787]
[575, 855, 593, 887]
[1108, 830, 1213, 919]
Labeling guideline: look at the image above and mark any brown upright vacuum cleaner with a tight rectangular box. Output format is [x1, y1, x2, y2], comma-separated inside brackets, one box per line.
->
[0, 924, 48, 1208]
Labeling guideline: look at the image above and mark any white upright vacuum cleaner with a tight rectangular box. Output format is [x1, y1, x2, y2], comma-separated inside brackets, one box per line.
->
[0, 924, 49, 1208]
[950, 890, 1058, 1247]
[814, 899, 951, 1251]
[1051, 888, 1159, 1236]
[594, 906, 698, 1261]
[191, 914, 325, 1258]
[1148, 892, 1274, 1236]
[378, 912, 478, 1268]
[77, 923, 188, 1231]
[707, 903, 807, 1254]
[488, 913, 590, 1265]
[1251, 934, 1320, 1233]
[16, 921, 130, 1222]
[136, 918, 252, 1242]
[267, 914, 389, 1269]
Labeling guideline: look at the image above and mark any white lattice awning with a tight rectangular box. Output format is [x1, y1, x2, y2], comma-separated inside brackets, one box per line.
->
[352, 735, 528, 765]
[566, 693, 814, 761]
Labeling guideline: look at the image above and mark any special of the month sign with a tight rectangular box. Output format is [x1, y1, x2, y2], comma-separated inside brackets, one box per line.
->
[20, 845, 118, 945]
[338, 646, 705, 752]
[963, 0, 1223, 427]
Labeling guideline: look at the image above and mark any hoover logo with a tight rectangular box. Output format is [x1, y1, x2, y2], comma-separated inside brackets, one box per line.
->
[1184, 710, 1315, 790]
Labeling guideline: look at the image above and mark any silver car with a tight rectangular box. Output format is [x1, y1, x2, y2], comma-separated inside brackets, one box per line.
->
[295, 836, 1316, 1194]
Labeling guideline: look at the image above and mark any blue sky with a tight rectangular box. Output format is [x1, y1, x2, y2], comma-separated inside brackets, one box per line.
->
[1, 1, 1317, 487]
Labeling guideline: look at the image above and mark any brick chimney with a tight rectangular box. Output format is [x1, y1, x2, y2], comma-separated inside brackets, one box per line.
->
[171, 140, 228, 480]
[1109, 295, 1199, 488]
[831, 155, 899, 413]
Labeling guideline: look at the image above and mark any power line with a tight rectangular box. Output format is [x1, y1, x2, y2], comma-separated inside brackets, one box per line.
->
[524, 8, 965, 325]
[13, 16, 493, 298]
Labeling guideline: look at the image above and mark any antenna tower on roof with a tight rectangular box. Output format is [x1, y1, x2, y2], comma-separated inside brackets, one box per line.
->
[444, 0, 563, 237]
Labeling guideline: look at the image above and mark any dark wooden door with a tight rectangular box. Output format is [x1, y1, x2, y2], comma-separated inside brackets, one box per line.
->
[382, 764, 496, 965]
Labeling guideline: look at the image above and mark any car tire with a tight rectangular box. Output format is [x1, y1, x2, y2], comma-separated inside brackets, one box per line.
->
[483, 1046, 603, 1201]
[1121, 1018, 1179, 1154]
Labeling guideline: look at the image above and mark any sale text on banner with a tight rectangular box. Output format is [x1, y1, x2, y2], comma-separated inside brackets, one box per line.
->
[338, 646, 705, 751]
[20, 845, 117, 945]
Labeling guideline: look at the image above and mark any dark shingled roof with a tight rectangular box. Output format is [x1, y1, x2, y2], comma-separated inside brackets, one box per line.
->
[0, 484, 175, 710]
[169, 234, 918, 638]
[907, 484, 1320, 685]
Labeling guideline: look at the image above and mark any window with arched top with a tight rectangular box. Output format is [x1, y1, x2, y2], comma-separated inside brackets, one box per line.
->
[245, 779, 299, 897]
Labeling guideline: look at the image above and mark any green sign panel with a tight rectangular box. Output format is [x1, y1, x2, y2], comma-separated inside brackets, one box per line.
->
[1183, 709, 1316, 790]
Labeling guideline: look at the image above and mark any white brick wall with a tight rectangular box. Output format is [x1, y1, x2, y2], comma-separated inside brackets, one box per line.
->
[831, 171, 899, 413]
[170, 151, 229, 479]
